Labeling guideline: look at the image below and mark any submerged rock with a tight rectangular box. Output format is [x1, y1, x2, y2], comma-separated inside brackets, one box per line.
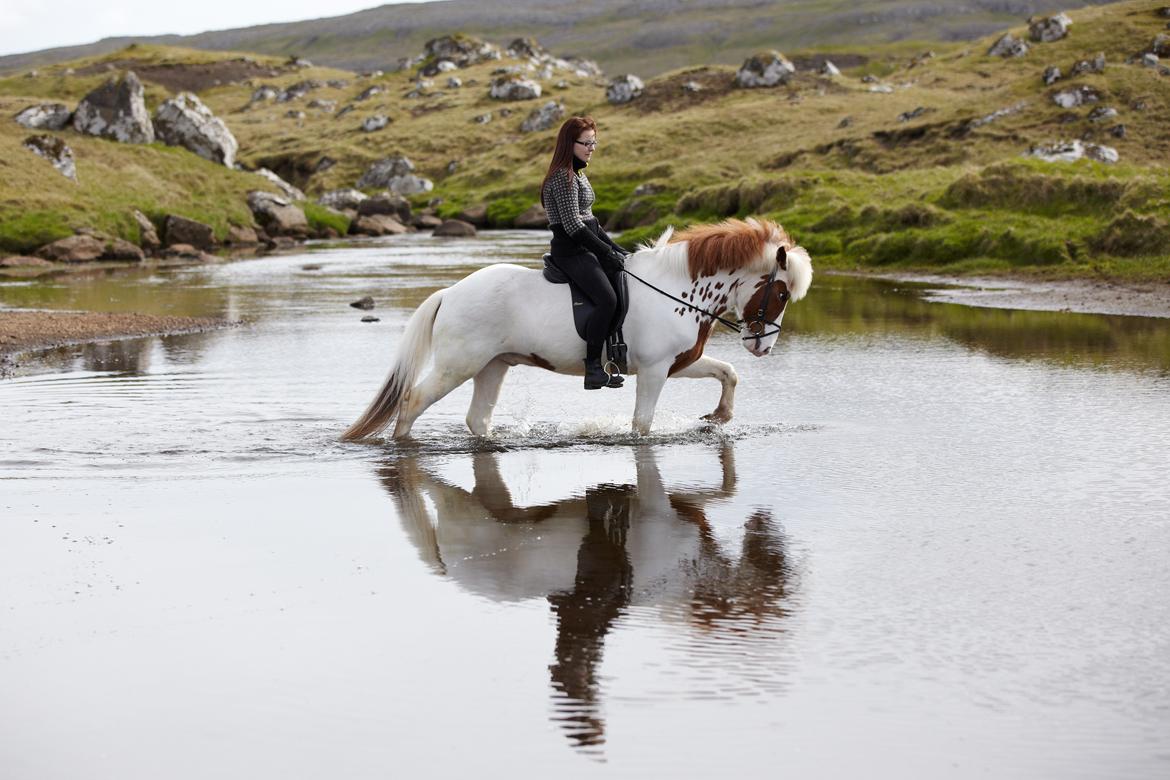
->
[350, 296, 376, 310]
[433, 219, 476, 237]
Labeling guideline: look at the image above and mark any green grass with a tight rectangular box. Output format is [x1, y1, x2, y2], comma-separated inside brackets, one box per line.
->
[301, 201, 350, 235]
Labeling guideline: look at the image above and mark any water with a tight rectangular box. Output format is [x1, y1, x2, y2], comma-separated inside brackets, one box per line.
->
[2, 232, 1168, 778]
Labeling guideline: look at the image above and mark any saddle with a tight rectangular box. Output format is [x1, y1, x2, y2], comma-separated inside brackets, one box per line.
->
[542, 253, 629, 373]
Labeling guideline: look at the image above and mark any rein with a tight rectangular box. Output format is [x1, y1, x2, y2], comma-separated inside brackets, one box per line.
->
[621, 264, 787, 340]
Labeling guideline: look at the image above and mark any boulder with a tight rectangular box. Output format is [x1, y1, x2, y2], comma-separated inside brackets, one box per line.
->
[0, 255, 53, 268]
[362, 114, 390, 132]
[23, 135, 77, 181]
[1154, 34, 1170, 57]
[421, 35, 501, 72]
[489, 76, 542, 100]
[163, 243, 215, 261]
[1052, 85, 1100, 109]
[456, 204, 488, 228]
[277, 80, 322, 102]
[164, 215, 216, 250]
[520, 100, 565, 132]
[433, 219, 477, 237]
[350, 296, 376, 310]
[988, 34, 1028, 58]
[351, 214, 410, 236]
[1028, 14, 1072, 43]
[1043, 66, 1062, 85]
[247, 191, 309, 237]
[153, 93, 238, 167]
[606, 75, 644, 104]
[357, 193, 412, 223]
[565, 56, 604, 77]
[132, 210, 160, 251]
[1085, 144, 1119, 164]
[514, 203, 548, 229]
[318, 189, 368, 210]
[356, 156, 433, 195]
[447, 76, 463, 88]
[37, 235, 104, 263]
[226, 225, 260, 245]
[250, 86, 279, 103]
[507, 37, 547, 61]
[14, 103, 71, 130]
[308, 99, 336, 111]
[820, 61, 841, 77]
[72, 71, 154, 144]
[1070, 53, 1106, 76]
[412, 213, 443, 229]
[361, 316, 380, 323]
[1087, 106, 1118, 122]
[101, 238, 145, 262]
[735, 51, 795, 87]
[1141, 53, 1161, 68]
[254, 168, 305, 201]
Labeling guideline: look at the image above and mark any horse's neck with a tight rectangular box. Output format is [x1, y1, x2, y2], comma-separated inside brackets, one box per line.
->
[630, 252, 743, 314]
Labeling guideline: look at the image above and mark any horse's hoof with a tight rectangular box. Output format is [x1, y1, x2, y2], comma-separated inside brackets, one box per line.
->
[701, 410, 732, 424]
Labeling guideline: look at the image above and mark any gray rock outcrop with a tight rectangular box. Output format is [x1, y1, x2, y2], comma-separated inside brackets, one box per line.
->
[1154, 34, 1170, 57]
[255, 168, 305, 201]
[820, 61, 841, 77]
[988, 34, 1028, 58]
[520, 100, 565, 132]
[1070, 53, 1106, 76]
[1026, 140, 1118, 164]
[318, 189, 368, 211]
[357, 193, 412, 224]
[356, 156, 434, 196]
[1043, 66, 1062, 85]
[247, 191, 309, 237]
[153, 93, 238, 167]
[489, 76, 542, 100]
[1052, 85, 1100, 108]
[72, 71, 154, 144]
[164, 215, 216, 250]
[606, 75, 644, 104]
[1028, 14, 1072, 43]
[14, 103, 71, 130]
[23, 135, 77, 181]
[420, 35, 501, 76]
[735, 52, 795, 87]
[362, 115, 390, 132]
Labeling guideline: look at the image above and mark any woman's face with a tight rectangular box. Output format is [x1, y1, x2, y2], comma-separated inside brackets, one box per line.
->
[573, 128, 597, 163]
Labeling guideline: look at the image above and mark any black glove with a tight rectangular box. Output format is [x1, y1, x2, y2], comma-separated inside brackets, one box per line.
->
[605, 248, 627, 272]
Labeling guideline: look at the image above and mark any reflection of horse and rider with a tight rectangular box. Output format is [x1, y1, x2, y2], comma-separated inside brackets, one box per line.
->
[376, 444, 795, 753]
[342, 116, 812, 441]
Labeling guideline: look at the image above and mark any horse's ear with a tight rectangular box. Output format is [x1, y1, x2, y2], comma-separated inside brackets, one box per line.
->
[776, 245, 787, 270]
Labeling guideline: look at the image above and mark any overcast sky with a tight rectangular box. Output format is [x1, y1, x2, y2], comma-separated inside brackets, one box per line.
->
[0, 1, 439, 57]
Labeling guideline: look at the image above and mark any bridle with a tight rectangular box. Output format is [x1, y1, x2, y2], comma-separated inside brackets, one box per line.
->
[621, 244, 790, 343]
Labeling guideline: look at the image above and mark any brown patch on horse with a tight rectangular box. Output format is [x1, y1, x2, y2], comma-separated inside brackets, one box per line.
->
[671, 218, 791, 280]
[745, 277, 790, 323]
[668, 320, 713, 376]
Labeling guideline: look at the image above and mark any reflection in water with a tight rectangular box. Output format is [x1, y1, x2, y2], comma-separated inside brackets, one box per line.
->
[376, 444, 794, 756]
[19, 331, 216, 376]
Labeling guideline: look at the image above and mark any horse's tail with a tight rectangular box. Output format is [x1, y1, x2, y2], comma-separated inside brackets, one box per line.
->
[341, 289, 444, 442]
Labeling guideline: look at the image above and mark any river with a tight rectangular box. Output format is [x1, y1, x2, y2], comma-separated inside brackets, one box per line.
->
[2, 232, 1168, 778]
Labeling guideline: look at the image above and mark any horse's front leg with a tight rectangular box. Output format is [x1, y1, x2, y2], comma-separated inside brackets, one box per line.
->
[633, 363, 670, 435]
[671, 355, 738, 424]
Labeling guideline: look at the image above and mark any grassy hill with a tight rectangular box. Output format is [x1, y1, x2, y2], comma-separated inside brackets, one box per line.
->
[0, 0, 1122, 80]
[2, 0, 1169, 280]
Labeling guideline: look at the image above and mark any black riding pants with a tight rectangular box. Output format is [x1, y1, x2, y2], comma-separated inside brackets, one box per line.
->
[551, 223, 619, 361]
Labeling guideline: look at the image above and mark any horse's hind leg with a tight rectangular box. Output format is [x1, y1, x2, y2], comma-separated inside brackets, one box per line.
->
[393, 368, 475, 439]
[466, 358, 509, 436]
[672, 355, 738, 423]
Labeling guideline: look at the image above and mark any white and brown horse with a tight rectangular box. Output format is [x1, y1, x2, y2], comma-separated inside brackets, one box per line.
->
[342, 217, 812, 440]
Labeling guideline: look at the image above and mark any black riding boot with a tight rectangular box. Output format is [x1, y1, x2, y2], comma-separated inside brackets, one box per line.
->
[583, 358, 611, 390]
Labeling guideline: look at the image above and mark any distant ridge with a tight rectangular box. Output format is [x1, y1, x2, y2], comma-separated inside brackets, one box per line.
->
[0, 0, 1122, 78]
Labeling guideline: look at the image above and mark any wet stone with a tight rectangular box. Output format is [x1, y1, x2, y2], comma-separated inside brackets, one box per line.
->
[350, 296, 376, 310]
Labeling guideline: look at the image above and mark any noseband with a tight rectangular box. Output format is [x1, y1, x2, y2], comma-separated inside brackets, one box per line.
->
[740, 257, 789, 346]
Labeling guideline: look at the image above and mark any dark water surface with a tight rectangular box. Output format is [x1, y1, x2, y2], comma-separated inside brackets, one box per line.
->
[2, 233, 1168, 778]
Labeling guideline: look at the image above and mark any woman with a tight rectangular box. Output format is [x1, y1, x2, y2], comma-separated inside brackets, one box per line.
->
[541, 116, 630, 390]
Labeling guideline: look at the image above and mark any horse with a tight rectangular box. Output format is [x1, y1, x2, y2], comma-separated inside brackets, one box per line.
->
[341, 217, 813, 441]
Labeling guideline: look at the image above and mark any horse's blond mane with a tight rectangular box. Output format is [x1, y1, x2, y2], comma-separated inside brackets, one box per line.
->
[670, 218, 790, 279]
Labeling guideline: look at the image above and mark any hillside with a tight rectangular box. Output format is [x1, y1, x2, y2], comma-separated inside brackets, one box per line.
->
[2, 0, 1169, 280]
[0, 0, 1122, 80]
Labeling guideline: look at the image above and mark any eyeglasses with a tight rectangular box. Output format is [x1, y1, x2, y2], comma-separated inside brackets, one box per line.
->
[575, 140, 598, 149]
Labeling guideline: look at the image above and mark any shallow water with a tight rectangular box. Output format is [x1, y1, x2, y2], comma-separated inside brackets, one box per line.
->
[2, 233, 1169, 778]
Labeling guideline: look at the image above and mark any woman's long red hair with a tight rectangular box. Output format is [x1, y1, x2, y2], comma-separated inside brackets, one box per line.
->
[541, 116, 597, 196]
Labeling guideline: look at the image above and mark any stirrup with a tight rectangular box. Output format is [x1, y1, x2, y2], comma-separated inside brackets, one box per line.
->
[603, 360, 624, 389]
